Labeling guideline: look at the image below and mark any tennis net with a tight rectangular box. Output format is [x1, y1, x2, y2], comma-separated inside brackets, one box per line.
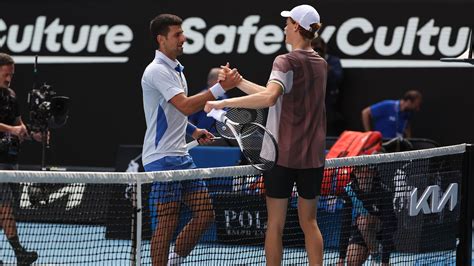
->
[0, 144, 471, 265]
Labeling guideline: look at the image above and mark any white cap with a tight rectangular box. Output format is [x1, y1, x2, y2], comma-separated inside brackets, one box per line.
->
[280, 4, 320, 31]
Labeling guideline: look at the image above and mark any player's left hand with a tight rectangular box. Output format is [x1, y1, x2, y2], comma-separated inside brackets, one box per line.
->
[192, 128, 214, 145]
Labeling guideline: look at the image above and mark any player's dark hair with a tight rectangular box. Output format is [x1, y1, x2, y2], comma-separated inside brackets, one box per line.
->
[150, 14, 183, 48]
[0, 53, 15, 67]
[402, 90, 422, 102]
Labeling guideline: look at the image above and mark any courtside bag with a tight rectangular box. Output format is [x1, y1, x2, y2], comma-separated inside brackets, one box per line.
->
[321, 131, 383, 196]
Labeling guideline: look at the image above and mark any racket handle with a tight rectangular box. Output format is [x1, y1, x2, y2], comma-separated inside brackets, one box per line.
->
[186, 136, 221, 150]
[185, 140, 199, 150]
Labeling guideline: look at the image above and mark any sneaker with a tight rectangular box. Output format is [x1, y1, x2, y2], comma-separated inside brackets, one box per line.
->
[16, 250, 38, 266]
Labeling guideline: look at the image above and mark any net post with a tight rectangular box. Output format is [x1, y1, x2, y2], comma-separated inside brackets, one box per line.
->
[130, 183, 136, 266]
[135, 179, 143, 266]
[457, 144, 473, 266]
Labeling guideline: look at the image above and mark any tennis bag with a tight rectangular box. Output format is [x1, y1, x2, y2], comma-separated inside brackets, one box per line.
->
[321, 130, 383, 196]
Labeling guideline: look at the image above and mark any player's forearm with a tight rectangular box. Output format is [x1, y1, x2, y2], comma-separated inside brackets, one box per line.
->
[181, 91, 216, 115]
[237, 79, 266, 95]
[221, 90, 276, 109]
[361, 108, 372, 131]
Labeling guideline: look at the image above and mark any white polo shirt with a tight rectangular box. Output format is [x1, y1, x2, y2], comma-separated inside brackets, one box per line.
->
[141, 50, 189, 166]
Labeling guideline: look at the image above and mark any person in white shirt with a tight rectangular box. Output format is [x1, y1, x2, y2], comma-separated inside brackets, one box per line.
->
[141, 14, 240, 266]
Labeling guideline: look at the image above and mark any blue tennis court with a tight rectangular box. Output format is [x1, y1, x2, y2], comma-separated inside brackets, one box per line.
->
[0, 221, 462, 265]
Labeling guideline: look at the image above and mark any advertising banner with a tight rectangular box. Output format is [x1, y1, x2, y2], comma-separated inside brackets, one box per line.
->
[0, 0, 472, 167]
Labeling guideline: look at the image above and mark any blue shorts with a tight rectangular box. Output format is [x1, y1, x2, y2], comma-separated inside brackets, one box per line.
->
[145, 155, 207, 204]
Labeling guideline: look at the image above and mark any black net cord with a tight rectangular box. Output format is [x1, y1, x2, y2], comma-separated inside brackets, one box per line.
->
[457, 144, 473, 266]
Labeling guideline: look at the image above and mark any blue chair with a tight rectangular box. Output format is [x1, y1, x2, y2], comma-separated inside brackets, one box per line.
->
[189, 146, 242, 193]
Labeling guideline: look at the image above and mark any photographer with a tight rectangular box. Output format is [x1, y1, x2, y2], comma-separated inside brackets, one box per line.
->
[0, 52, 38, 265]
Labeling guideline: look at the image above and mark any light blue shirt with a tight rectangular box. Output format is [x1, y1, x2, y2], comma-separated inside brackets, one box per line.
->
[141, 50, 189, 166]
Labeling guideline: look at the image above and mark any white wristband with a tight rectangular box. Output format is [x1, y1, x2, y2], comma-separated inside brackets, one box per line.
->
[207, 109, 227, 122]
[209, 83, 226, 99]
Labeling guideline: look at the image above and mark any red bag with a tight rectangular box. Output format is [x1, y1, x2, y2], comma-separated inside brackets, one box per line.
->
[321, 131, 382, 195]
[326, 130, 383, 158]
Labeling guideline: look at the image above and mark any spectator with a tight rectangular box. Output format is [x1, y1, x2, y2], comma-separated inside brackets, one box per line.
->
[312, 37, 344, 136]
[361, 90, 422, 138]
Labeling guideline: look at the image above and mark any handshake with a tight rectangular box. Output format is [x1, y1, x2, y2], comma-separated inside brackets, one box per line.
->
[216, 62, 243, 91]
[206, 62, 243, 112]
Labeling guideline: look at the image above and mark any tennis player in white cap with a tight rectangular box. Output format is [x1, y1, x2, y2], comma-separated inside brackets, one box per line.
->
[206, 4, 326, 266]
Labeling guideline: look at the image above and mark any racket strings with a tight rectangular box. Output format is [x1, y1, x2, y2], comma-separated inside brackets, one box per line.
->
[212, 108, 277, 171]
[225, 108, 264, 124]
[240, 124, 277, 170]
[216, 108, 264, 139]
[216, 122, 236, 139]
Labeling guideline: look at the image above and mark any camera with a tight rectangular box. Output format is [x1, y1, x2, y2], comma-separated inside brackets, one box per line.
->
[28, 83, 70, 133]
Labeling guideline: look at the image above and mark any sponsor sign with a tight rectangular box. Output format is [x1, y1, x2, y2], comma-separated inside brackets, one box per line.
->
[0, 16, 133, 63]
[213, 193, 304, 246]
[182, 15, 471, 68]
[14, 183, 110, 224]
[0, 0, 471, 168]
[409, 183, 458, 216]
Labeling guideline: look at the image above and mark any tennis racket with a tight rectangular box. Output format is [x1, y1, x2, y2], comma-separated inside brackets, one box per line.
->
[207, 108, 278, 171]
[185, 108, 265, 150]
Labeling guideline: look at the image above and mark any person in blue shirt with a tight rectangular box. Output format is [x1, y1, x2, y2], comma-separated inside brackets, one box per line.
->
[188, 68, 228, 135]
[361, 90, 422, 138]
